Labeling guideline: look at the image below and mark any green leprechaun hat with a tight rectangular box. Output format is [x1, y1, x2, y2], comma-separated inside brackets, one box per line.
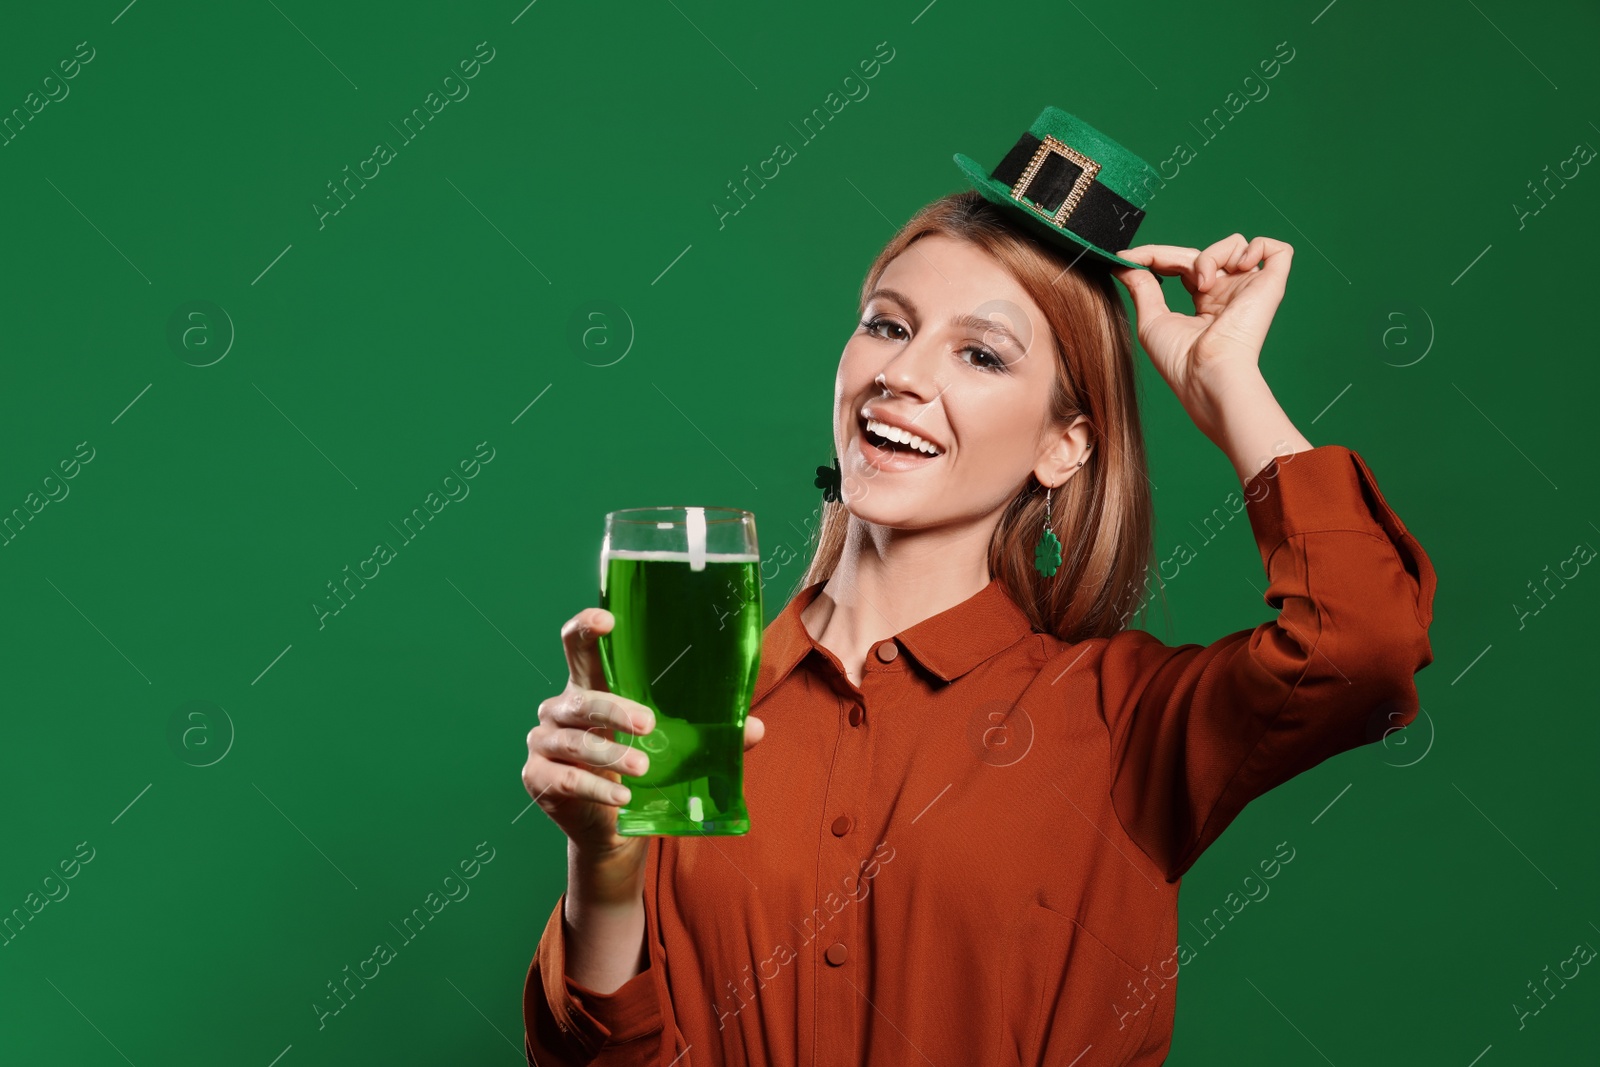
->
[954, 106, 1159, 272]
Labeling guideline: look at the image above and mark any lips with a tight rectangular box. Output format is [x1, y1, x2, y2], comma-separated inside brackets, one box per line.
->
[860, 408, 945, 454]
[856, 416, 944, 472]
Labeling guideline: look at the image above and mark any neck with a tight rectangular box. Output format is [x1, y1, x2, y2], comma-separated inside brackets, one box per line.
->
[800, 512, 996, 674]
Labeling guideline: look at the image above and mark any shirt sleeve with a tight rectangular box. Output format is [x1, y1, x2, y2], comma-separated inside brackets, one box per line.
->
[522, 841, 674, 1065]
[1098, 444, 1437, 882]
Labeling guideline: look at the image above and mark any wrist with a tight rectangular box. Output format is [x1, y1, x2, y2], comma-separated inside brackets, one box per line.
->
[1190, 359, 1267, 419]
[568, 838, 646, 908]
[1186, 365, 1313, 484]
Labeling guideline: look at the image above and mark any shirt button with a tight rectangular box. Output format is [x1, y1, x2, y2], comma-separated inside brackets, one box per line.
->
[825, 942, 849, 966]
[875, 640, 899, 663]
[831, 814, 852, 836]
[848, 706, 863, 727]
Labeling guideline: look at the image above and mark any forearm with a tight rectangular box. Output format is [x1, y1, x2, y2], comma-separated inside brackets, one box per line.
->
[563, 841, 649, 994]
[1191, 363, 1315, 485]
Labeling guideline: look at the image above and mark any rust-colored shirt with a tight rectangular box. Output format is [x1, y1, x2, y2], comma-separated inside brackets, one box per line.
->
[523, 444, 1437, 1066]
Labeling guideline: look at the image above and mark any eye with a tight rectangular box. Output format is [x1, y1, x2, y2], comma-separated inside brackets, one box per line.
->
[959, 345, 1007, 374]
[861, 316, 1009, 375]
[859, 315, 907, 341]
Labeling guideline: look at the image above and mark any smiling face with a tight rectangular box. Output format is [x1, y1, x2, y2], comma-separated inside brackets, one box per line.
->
[833, 233, 1093, 532]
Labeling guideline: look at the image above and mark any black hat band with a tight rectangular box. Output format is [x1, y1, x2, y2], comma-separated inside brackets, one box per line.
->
[990, 132, 1146, 257]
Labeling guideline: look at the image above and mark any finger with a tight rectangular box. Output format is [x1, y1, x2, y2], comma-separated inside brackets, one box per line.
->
[1225, 235, 1264, 273]
[1239, 236, 1290, 274]
[561, 608, 614, 691]
[743, 714, 765, 751]
[534, 724, 649, 777]
[541, 687, 655, 736]
[1223, 234, 1259, 272]
[1251, 236, 1294, 272]
[1236, 238, 1294, 294]
[1115, 244, 1200, 279]
[1111, 258, 1172, 321]
[1197, 233, 1248, 291]
[527, 757, 632, 808]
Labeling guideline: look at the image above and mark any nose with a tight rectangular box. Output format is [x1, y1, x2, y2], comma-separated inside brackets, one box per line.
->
[875, 334, 944, 404]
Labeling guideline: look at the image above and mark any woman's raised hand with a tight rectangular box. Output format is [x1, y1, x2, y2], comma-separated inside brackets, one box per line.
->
[522, 607, 766, 859]
[1109, 235, 1294, 413]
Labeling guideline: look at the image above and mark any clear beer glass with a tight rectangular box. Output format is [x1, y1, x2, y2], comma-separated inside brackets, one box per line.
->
[598, 506, 760, 836]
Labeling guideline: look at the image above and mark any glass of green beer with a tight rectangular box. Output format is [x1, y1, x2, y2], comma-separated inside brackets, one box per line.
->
[598, 506, 761, 836]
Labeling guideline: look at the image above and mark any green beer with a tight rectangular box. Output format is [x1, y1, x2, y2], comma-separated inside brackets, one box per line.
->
[598, 507, 761, 836]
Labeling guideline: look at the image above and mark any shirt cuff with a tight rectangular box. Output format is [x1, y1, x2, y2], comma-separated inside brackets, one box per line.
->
[529, 890, 664, 1056]
[1242, 446, 1431, 616]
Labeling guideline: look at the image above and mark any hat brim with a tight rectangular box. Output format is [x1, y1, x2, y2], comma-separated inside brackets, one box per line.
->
[953, 152, 1149, 273]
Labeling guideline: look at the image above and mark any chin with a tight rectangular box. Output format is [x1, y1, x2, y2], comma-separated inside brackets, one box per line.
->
[840, 490, 940, 530]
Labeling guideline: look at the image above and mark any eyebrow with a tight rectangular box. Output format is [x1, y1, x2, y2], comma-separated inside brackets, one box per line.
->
[862, 287, 1027, 352]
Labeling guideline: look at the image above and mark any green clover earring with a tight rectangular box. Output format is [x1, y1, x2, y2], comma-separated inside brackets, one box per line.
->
[1033, 456, 1086, 579]
[1033, 483, 1062, 577]
[815, 455, 842, 503]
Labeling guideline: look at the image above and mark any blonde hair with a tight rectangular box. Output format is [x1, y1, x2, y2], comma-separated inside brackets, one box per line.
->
[793, 190, 1164, 642]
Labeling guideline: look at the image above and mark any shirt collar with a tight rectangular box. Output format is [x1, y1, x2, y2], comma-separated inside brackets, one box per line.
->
[751, 576, 1037, 705]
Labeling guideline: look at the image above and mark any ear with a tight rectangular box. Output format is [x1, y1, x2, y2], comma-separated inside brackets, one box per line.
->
[1034, 414, 1094, 487]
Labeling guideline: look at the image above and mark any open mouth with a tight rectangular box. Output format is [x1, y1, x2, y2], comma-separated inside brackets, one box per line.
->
[858, 415, 944, 466]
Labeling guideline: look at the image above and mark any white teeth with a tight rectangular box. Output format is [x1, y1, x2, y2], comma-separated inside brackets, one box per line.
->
[866, 417, 942, 456]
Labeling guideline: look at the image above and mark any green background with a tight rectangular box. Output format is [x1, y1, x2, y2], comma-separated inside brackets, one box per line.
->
[3, 0, 1596, 1063]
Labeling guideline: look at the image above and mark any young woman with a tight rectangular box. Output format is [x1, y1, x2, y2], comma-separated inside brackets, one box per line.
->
[519, 111, 1436, 1066]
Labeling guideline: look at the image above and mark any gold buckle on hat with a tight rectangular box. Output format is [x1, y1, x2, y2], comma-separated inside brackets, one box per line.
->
[1010, 135, 1101, 227]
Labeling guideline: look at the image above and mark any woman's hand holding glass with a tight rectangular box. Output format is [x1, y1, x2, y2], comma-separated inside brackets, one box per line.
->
[522, 606, 767, 864]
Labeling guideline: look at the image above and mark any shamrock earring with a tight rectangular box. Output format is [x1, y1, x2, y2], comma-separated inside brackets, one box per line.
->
[1033, 456, 1085, 579]
[815, 455, 842, 503]
[1033, 483, 1063, 578]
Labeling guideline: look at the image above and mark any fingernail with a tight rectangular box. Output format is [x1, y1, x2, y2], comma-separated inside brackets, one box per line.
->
[611, 785, 631, 806]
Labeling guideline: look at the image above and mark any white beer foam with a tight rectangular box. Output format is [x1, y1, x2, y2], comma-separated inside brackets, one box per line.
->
[603, 549, 760, 563]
